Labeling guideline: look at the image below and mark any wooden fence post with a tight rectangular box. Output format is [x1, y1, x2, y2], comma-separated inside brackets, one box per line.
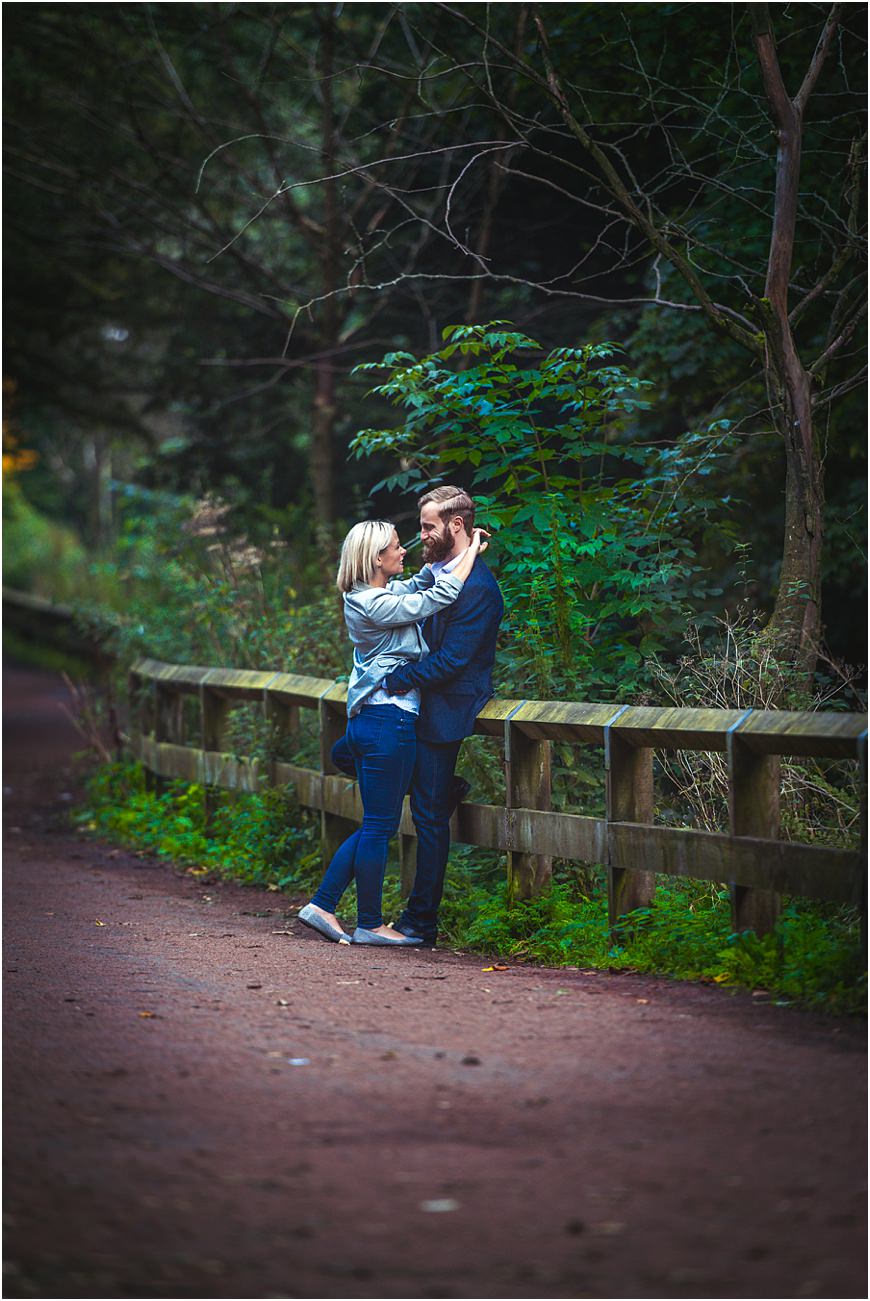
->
[728, 719, 781, 935]
[200, 684, 230, 825]
[506, 709, 552, 902]
[606, 709, 655, 929]
[399, 828, 416, 899]
[129, 670, 155, 788]
[319, 692, 356, 868]
[151, 682, 183, 794]
[263, 685, 299, 786]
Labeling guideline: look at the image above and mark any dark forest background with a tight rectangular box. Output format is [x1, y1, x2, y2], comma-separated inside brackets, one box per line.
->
[4, 2, 866, 693]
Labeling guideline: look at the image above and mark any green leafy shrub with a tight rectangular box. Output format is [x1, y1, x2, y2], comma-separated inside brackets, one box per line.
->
[352, 323, 737, 700]
[77, 762, 322, 891]
[3, 480, 92, 602]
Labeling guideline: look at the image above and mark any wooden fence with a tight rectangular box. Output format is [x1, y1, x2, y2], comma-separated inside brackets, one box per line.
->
[3, 587, 865, 935]
[126, 656, 868, 936]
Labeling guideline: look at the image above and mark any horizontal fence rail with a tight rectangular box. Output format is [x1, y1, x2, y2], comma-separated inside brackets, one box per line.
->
[125, 656, 868, 936]
[3, 586, 113, 664]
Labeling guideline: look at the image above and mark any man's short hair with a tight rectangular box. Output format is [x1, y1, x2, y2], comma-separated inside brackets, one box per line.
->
[418, 485, 475, 537]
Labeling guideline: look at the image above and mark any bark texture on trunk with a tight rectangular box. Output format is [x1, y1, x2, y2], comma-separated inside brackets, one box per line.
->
[750, 3, 839, 676]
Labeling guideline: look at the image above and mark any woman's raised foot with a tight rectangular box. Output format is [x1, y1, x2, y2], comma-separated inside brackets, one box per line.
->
[297, 902, 352, 943]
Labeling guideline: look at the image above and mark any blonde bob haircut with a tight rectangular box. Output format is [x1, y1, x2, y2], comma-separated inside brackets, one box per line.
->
[336, 519, 395, 593]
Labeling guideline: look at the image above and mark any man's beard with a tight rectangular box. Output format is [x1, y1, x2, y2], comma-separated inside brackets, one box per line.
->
[422, 527, 456, 564]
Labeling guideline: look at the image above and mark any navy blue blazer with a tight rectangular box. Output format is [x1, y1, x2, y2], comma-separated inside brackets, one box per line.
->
[384, 557, 504, 744]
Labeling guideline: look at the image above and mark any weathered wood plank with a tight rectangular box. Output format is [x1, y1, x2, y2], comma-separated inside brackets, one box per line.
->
[133, 735, 861, 906]
[606, 726, 655, 925]
[319, 693, 356, 865]
[506, 721, 552, 900]
[728, 732, 781, 934]
[609, 706, 752, 751]
[473, 698, 526, 736]
[507, 701, 625, 742]
[128, 657, 867, 758]
[135, 735, 263, 792]
[733, 709, 866, 758]
[193, 667, 285, 700]
[266, 674, 338, 708]
[609, 823, 863, 906]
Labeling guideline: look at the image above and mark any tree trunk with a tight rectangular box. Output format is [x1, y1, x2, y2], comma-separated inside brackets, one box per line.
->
[761, 347, 824, 676]
[750, 3, 835, 678]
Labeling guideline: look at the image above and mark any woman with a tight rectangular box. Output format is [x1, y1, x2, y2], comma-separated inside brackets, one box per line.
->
[298, 519, 487, 946]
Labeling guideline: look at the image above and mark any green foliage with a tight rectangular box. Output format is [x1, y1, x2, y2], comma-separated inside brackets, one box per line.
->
[62, 486, 350, 679]
[444, 866, 865, 1016]
[2, 480, 91, 601]
[353, 323, 737, 698]
[77, 762, 322, 892]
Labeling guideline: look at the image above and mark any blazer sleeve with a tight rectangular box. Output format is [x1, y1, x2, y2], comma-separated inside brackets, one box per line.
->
[344, 570, 463, 628]
[385, 565, 435, 596]
[384, 584, 502, 691]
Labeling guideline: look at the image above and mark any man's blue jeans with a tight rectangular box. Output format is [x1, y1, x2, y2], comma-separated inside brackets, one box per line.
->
[310, 705, 416, 929]
[399, 736, 462, 943]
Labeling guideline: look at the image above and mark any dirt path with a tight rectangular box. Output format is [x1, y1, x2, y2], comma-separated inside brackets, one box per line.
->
[2, 663, 866, 1300]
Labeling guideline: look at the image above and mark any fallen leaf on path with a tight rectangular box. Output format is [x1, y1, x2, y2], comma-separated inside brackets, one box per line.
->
[138, 1010, 156, 1019]
[95, 920, 107, 926]
[480, 963, 509, 972]
[636, 998, 650, 1004]
[276, 999, 289, 1006]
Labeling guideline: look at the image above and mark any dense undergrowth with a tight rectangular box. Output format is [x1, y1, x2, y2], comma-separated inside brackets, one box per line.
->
[76, 761, 866, 1017]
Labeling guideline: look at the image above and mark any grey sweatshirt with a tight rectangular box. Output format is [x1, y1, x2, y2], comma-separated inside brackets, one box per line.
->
[342, 565, 465, 717]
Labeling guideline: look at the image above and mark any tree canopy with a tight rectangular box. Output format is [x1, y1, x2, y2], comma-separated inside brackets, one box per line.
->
[3, 2, 866, 673]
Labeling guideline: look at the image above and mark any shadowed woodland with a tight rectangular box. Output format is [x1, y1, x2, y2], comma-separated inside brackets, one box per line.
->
[3, 3, 867, 1008]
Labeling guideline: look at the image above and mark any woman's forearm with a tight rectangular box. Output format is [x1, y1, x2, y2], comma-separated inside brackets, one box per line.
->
[450, 534, 483, 583]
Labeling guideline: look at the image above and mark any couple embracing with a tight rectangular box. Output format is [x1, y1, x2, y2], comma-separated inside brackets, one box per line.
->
[298, 485, 504, 948]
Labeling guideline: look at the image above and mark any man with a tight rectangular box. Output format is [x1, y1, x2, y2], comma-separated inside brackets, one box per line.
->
[384, 485, 504, 947]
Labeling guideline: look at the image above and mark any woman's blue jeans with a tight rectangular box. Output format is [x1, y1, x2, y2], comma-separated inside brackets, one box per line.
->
[310, 704, 416, 929]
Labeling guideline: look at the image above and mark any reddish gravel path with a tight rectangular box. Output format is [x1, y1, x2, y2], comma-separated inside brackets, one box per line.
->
[2, 663, 866, 1300]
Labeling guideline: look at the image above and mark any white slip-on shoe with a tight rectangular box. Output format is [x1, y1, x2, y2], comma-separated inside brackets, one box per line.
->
[351, 927, 422, 946]
[298, 903, 352, 944]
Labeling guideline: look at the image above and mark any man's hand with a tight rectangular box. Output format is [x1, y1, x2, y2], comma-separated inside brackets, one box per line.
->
[384, 673, 411, 695]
